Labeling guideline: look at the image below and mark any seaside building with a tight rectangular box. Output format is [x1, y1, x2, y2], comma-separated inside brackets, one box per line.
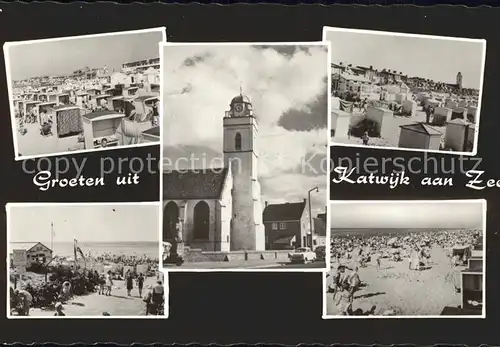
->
[163, 92, 266, 252]
[122, 57, 160, 73]
[262, 200, 311, 250]
[10, 242, 53, 267]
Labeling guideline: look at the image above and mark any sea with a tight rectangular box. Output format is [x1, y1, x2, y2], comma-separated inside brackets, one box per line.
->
[49, 241, 159, 258]
[330, 228, 466, 237]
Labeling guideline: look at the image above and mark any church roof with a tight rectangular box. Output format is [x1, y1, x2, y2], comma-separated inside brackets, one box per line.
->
[263, 201, 306, 222]
[230, 94, 251, 105]
[163, 168, 229, 200]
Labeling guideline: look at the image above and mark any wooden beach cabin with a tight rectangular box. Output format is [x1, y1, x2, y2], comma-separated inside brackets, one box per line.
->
[331, 110, 351, 138]
[23, 101, 40, 117]
[76, 91, 90, 108]
[86, 88, 102, 97]
[461, 254, 483, 312]
[57, 93, 70, 105]
[366, 106, 394, 138]
[90, 94, 111, 110]
[124, 86, 139, 97]
[81, 110, 126, 149]
[140, 126, 160, 143]
[118, 95, 159, 145]
[398, 122, 442, 150]
[444, 118, 474, 152]
[50, 105, 84, 138]
[36, 101, 58, 122]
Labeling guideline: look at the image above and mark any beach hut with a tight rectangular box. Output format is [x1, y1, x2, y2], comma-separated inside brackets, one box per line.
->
[331, 110, 351, 138]
[57, 93, 70, 105]
[90, 94, 111, 110]
[432, 107, 452, 126]
[76, 92, 90, 108]
[461, 253, 483, 312]
[86, 88, 101, 97]
[467, 106, 478, 123]
[402, 100, 417, 117]
[140, 126, 160, 143]
[444, 118, 474, 152]
[23, 101, 41, 122]
[124, 86, 139, 97]
[50, 105, 84, 139]
[81, 110, 126, 149]
[36, 101, 58, 123]
[118, 95, 159, 145]
[398, 122, 442, 150]
[366, 106, 393, 138]
[451, 107, 467, 120]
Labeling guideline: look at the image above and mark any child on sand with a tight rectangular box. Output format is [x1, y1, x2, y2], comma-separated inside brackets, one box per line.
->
[362, 131, 369, 146]
[98, 275, 106, 295]
[105, 271, 113, 296]
[336, 283, 353, 316]
[376, 256, 381, 269]
[54, 302, 66, 316]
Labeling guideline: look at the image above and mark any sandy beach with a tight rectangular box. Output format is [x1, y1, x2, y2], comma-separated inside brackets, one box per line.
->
[325, 246, 463, 316]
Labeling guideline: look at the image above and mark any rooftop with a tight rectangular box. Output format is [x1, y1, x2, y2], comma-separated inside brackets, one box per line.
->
[163, 168, 229, 200]
[400, 122, 443, 136]
[263, 201, 306, 222]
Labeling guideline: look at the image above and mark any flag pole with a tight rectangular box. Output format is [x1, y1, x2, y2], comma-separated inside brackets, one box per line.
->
[51, 222, 54, 253]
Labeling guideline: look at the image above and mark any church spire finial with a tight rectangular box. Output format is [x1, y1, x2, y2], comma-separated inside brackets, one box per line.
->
[239, 84, 243, 96]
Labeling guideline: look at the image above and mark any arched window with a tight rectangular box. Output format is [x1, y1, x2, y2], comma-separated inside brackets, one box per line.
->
[194, 201, 210, 240]
[163, 201, 179, 242]
[235, 132, 242, 151]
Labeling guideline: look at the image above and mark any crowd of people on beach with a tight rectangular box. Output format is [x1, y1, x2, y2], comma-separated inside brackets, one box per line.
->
[328, 228, 482, 315]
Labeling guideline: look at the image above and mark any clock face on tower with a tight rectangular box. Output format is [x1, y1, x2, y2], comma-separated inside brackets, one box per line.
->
[234, 103, 244, 113]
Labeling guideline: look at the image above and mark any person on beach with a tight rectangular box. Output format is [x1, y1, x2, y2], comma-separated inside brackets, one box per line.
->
[336, 283, 353, 316]
[14, 289, 33, 316]
[348, 266, 361, 304]
[362, 131, 369, 146]
[98, 274, 106, 295]
[376, 256, 381, 270]
[54, 302, 66, 316]
[143, 285, 154, 315]
[126, 272, 134, 296]
[61, 281, 71, 301]
[425, 105, 432, 124]
[105, 271, 113, 296]
[136, 273, 145, 298]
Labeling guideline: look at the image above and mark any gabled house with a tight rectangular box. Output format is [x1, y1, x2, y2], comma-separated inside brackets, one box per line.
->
[263, 199, 311, 250]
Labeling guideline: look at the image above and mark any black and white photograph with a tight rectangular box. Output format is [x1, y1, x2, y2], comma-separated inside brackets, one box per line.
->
[161, 42, 329, 271]
[5, 28, 165, 160]
[324, 27, 486, 155]
[7, 202, 167, 318]
[323, 200, 485, 318]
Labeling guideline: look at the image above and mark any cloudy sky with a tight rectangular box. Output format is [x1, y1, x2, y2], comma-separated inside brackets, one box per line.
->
[8, 28, 164, 81]
[325, 29, 485, 89]
[162, 44, 328, 215]
[9, 204, 159, 243]
[330, 200, 484, 229]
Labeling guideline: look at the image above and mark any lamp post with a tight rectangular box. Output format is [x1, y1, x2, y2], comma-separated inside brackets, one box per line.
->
[308, 186, 319, 250]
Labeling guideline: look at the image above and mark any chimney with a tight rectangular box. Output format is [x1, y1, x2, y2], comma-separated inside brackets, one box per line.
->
[265, 201, 268, 207]
[303, 198, 307, 203]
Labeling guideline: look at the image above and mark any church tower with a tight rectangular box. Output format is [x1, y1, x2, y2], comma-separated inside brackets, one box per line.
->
[457, 72, 463, 90]
[223, 91, 265, 251]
